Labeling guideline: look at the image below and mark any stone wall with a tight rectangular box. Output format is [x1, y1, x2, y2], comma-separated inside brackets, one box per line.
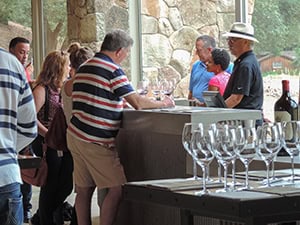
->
[67, 0, 254, 98]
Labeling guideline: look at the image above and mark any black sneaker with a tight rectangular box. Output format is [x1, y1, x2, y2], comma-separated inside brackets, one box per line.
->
[62, 201, 73, 221]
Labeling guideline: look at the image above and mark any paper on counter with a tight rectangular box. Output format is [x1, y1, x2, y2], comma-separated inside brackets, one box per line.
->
[127, 178, 223, 191]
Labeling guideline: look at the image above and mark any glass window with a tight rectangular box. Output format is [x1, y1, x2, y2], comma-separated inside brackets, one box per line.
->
[43, 0, 67, 54]
[0, 1, 32, 55]
[253, 0, 300, 121]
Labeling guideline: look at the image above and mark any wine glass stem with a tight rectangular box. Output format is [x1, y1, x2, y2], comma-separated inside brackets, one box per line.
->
[218, 161, 222, 182]
[224, 165, 228, 191]
[245, 163, 250, 189]
[291, 156, 295, 183]
[202, 165, 207, 193]
[266, 161, 270, 187]
[271, 158, 275, 180]
[206, 163, 211, 182]
[231, 159, 236, 189]
[193, 160, 198, 179]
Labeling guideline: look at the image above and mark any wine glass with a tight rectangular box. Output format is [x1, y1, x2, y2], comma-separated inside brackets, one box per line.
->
[256, 123, 281, 187]
[160, 79, 174, 96]
[282, 121, 300, 183]
[270, 122, 283, 182]
[234, 126, 258, 189]
[208, 123, 223, 183]
[182, 123, 200, 180]
[136, 80, 149, 96]
[191, 124, 215, 195]
[150, 79, 161, 100]
[212, 124, 237, 192]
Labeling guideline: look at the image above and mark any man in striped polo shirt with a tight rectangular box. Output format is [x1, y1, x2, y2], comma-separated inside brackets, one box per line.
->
[0, 48, 37, 225]
[67, 29, 174, 225]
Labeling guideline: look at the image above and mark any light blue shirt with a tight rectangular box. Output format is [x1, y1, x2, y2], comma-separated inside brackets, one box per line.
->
[189, 60, 214, 102]
[0, 48, 37, 187]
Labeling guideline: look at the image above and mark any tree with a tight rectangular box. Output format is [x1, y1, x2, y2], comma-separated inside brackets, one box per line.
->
[0, 0, 31, 27]
[278, 0, 300, 50]
[0, 0, 67, 52]
[253, 0, 300, 56]
[252, 0, 287, 55]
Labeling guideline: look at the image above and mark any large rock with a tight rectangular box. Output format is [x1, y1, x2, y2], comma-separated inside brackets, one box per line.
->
[171, 49, 191, 78]
[142, 34, 173, 67]
[158, 18, 174, 37]
[158, 65, 181, 83]
[217, 0, 235, 12]
[94, 0, 114, 13]
[177, 0, 217, 29]
[143, 67, 159, 83]
[141, 15, 158, 34]
[80, 13, 105, 42]
[169, 7, 183, 31]
[105, 5, 129, 32]
[169, 26, 199, 51]
[141, 0, 168, 18]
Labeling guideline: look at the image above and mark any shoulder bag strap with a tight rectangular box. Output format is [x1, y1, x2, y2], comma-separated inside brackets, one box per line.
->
[44, 85, 49, 122]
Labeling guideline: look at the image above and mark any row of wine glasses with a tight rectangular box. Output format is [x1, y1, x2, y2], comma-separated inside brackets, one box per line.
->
[182, 121, 300, 195]
[136, 79, 177, 100]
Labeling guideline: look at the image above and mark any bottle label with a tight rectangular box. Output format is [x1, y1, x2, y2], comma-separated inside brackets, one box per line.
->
[274, 111, 291, 122]
[275, 111, 292, 139]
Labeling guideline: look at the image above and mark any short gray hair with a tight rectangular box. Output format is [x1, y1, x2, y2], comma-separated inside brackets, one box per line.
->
[196, 35, 216, 49]
[101, 29, 134, 52]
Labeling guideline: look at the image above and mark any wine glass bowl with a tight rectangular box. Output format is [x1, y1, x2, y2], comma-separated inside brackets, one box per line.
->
[136, 81, 149, 96]
[256, 123, 281, 186]
[160, 79, 174, 96]
[282, 121, 300, 182]
[234, 126, 257, 189]
[212, 125, 237, 192]
[191, 126, 215, 195]
[150, 80, 162, 100]
[182, 123, 200, 180]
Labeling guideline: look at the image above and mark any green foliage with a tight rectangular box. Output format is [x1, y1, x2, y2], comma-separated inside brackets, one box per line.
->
[262, 71, 279, 77]
[0, 0, 67, 50]
[44, 0, 66, 31]
[253, 0, 300, 57]
[0, 0, 31, 27]
[252, 0, 287, 55]
[0, 0, 66, 34]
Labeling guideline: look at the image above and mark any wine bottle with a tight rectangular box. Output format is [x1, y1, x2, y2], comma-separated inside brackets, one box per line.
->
[274, 80, 298, 156]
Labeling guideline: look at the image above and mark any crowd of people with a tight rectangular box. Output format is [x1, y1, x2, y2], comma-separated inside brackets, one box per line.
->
[0, 21, 270, 225]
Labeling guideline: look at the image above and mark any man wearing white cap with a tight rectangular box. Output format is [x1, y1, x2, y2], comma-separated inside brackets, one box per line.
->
[222, 22, 263, 126]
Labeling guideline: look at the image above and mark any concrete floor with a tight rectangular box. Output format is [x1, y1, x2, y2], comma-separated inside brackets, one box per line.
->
[24, 186, 100, 225]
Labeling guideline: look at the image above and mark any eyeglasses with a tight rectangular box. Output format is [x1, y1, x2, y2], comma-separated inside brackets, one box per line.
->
[226, 37, 242, 43]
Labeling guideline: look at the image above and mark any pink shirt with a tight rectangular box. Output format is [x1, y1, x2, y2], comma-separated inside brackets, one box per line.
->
[208, 71, 230, 96]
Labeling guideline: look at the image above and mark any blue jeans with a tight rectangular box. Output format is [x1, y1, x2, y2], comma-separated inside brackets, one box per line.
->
[0, 183, 23, 225]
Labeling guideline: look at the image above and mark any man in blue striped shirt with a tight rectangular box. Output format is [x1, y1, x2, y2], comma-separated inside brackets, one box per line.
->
[0, 48, 37, 225]
[67, 29, 174, 225]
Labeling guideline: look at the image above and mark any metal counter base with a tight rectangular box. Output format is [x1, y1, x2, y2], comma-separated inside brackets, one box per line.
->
[123, 180, 300, 225]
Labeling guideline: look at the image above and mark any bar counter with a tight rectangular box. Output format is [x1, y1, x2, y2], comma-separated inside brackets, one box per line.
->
[118, 106, 262, 180]
[115, 106, 262, 225]
[123, 178, 300, 225]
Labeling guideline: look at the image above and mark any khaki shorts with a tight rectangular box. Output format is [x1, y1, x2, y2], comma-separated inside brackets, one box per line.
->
[67, 132, 127, 188]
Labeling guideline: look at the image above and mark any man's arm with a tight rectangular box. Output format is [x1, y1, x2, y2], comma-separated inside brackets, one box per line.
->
[125, 93, 174, 110]
[16, 82, 37, 151]
[225, 94, 243, 108]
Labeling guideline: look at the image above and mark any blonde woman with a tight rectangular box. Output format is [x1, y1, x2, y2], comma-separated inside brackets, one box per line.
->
[30, 51, 72, 225]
